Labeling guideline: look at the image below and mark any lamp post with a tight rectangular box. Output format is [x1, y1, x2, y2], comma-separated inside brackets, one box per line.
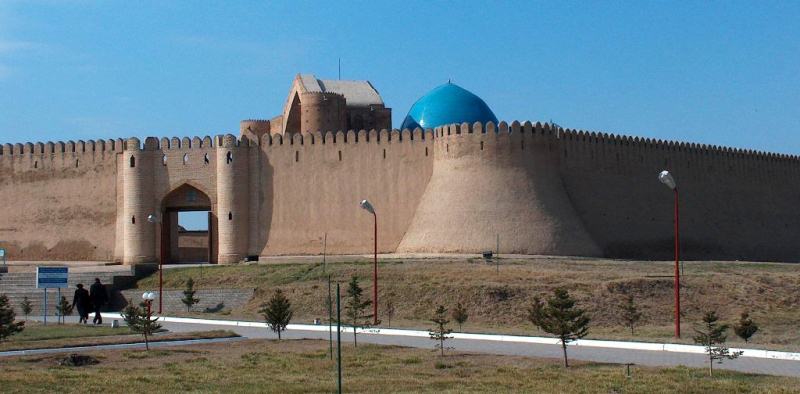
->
[658, 170, 680, 338]
[359, 199, 378, 325]
[147, 214, 164, 314]
[142, 291, 157, 318]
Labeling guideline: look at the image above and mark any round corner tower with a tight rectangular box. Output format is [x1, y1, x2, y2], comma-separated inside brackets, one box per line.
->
[300, 91, 346, 133]
[240, 119, 271, 141]
[215, 134, 249, 264]
[122, 137, 157, 265]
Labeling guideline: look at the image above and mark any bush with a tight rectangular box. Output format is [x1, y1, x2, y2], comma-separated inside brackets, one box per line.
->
[0, 294, 24, 342]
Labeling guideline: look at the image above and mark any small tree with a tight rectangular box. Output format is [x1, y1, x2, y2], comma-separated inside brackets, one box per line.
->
[384, 297, 396, 328]
[429, 305, 453, 356]
[181, 278, 200, 312]
[20, 297, 32, 320]
[619, 295, 642, 335]
[259, 289, 293, 340]
[733, 312, 758, 343]
[693, 311, 743, 376]
[345, 275, 372, 347]
[452, 302, 468, 331]
[528, 288, 590, 368]
[527, 296, 545, 332]
[0, 294, 25, 342]
[55, 296, 73, 324]
[120, 299, 162, 351]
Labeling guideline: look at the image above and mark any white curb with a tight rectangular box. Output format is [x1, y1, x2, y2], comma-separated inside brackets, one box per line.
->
[102, 313, 800, 362]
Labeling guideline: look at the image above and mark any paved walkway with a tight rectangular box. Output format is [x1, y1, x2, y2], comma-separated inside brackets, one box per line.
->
[113, 314, 800, 378]
[12, 314, 800, 377]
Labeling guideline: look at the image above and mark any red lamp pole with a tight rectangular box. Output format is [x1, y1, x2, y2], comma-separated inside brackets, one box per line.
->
[359, 199, 379, 326]
[159, 222, 165, 314]
[659, 170, 680, 339]
[673, 188, 681, 339]
[372, 211, 378, 326]
[148, 213, 165, 315]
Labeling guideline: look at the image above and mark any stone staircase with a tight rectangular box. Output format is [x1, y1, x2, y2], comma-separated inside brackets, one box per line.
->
[0, 268, 138, 316]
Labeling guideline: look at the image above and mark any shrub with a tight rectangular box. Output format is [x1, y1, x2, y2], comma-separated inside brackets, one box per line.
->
[528, 288, 590, 368]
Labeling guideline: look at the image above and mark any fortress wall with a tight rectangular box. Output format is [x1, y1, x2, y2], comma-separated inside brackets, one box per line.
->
[558, 129, 800, 261]
[150, 135, 219, 209]
[246, 136, 262, 257]
[0, 138, 122, 260]
[397, 121, 602, 255]
[148, 136, 219, 263]
[257, 128, 434, 255]
[3, 119, 797, 263]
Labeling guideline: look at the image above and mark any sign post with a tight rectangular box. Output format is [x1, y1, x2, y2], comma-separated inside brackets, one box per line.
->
[36, 266, 69, 326]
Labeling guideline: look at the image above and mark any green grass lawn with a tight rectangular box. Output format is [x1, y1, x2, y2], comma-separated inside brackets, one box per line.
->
[1, 322, 133, 349]
[0, 339, 797, 393]
[137, 258, 800, 350]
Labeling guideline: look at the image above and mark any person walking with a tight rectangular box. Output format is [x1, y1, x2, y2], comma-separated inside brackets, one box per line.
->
[71, 283, 91, 324]
[89, 278, 108, 325]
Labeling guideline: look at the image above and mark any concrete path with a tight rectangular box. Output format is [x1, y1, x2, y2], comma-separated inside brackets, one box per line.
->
[15, 314, 800, 377]
[109, 314, 800, 378]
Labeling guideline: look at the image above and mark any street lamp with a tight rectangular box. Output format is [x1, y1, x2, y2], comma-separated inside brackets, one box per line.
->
[147, 214, 164, 314]
[359, 199, 379, 325]
[141, 291, 157, 318]
[658, 170, 680, 338]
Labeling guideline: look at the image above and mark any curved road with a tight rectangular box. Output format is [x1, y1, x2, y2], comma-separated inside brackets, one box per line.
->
[160, 321, 799, 377]
[16, 315, 800, 377]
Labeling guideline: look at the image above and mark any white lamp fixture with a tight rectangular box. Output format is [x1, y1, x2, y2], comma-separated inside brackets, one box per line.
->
[147, 214, 159, 223]
[142, 291, 157, 301]
[359, 199, 375, 214]
[658, 170, 676, 190]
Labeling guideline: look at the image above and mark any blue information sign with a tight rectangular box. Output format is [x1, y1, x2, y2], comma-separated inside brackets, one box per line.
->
[36, 266, 69, 289]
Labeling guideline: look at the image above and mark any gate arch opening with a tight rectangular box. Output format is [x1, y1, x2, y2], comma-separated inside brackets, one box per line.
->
[158, 184, 217, 264]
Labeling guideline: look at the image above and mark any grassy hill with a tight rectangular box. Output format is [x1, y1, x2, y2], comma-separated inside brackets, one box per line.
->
[136, 257, 800, 350]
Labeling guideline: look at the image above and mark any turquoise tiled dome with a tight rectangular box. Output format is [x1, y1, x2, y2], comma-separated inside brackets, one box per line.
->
[400, 82, 498, 130]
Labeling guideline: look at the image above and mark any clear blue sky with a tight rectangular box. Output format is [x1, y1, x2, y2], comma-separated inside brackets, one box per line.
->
[1, 1, 799, 155]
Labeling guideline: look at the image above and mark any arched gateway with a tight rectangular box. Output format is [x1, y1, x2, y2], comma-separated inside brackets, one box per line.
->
[158, 184, 216, 264]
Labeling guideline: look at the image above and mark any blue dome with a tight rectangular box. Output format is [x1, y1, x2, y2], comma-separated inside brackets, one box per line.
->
[400, 82, 498, 130]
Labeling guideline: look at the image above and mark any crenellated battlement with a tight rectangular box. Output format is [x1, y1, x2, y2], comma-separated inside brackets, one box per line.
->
[3, 121, 798, 166]
[558, 127, 800, 162]
[299, 91, 346, 100]
[425, 120, 800, 164]
[0, 138, 127, 156]
[259, 128, 436, 147]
